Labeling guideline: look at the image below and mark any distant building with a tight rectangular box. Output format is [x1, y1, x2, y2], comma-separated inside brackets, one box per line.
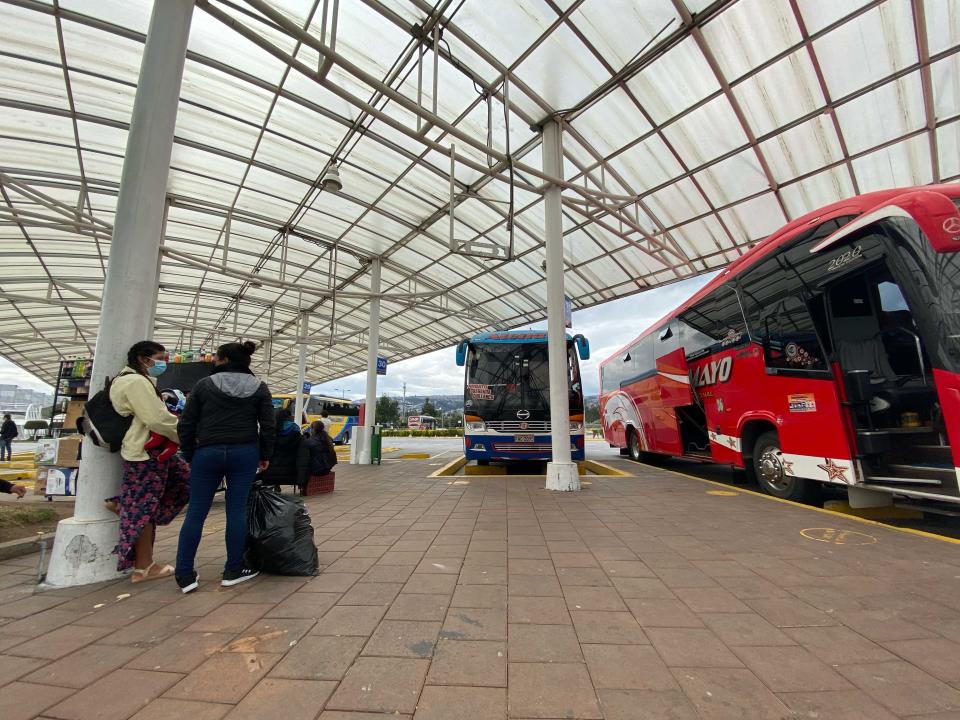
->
[1, 383, 52, 411]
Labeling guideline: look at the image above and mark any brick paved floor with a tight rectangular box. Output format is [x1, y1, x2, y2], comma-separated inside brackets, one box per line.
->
[1, 458, 960, 719]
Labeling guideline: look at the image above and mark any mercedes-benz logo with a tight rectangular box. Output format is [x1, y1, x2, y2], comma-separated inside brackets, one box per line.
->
[516, 410, 530, 420]
[942, 217, 960, 235]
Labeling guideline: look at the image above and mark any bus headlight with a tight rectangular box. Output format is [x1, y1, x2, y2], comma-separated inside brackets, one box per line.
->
[569, 421, 583, 432]
[466, 420, 486, 432]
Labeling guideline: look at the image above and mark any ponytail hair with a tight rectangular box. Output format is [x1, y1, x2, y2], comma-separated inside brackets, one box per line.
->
[216, 340, 257, 369]
[127, 341, 165, 376]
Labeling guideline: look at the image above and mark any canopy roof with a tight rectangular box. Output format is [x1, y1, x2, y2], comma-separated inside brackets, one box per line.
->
[0, 0, 957, 388]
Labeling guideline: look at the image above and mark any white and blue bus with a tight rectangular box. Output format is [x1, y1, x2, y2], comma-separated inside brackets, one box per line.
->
[455, 330, 590, 463]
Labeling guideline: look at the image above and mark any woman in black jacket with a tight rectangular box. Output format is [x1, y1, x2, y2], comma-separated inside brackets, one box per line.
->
[174, 341, 275, 593]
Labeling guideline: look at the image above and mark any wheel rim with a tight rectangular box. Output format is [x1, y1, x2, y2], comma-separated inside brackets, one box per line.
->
[629, 431, 640, 459]
[757, 446, 790, 491]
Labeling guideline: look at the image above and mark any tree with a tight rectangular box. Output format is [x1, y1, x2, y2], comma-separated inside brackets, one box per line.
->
[421, 397, 438, 418]
[443, 409, 462, 428]
[376, 394, 400, 427]
[584, 401, 600, 425]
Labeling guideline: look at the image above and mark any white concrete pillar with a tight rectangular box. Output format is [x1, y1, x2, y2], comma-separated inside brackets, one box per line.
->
[294, 311, 308, 425]
[45, 0, 195, 587]
[542, 120, 579, 492]
[357, 257, 381, 464]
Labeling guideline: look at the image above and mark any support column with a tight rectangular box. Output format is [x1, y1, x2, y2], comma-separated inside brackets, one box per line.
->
[357, 257, 381, 464]
[542, 120, 579, 492]
[294, 311, 308, 425]
[45, 0, 195, 587]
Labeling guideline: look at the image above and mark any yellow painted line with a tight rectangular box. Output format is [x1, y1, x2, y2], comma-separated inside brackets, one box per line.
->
[400, 453, 431, 460]
[823, 500, 923, 521]
[430, 455, 468, 477]
[579, 460, 633, 477]
[0, 469, 36, 482]
[641, 461, 960, 546]
[707, 490, 740, 496]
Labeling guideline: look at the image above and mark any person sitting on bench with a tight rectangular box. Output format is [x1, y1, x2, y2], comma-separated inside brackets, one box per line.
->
[304, 420, 338, 491]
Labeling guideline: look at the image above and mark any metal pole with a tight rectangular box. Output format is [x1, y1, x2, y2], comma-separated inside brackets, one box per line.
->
[294, 311, 308, 425]
[45, 0, 195, 587]
[357, 257, 381, 464]
[542, 120, 578, 492]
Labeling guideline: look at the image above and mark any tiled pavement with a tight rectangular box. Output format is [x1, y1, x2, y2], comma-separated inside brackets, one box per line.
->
[1, 458, 960, 719]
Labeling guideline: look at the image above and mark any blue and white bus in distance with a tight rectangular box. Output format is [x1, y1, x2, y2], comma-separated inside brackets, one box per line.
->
[455, 330, 590, 463]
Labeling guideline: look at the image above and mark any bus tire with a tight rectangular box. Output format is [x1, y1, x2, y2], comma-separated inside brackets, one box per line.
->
[752, 431, 820, 503]
[627, 428, 642, 462]
[477, 459, 489, 466]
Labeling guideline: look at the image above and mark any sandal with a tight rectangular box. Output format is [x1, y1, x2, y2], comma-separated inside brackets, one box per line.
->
[131, 562, 174, 583]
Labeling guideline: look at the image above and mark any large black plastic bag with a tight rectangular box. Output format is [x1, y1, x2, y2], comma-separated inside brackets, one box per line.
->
[246, 483, 319, 576]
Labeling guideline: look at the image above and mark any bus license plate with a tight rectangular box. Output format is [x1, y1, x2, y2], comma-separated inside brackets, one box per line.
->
[515, 434, 534, 443]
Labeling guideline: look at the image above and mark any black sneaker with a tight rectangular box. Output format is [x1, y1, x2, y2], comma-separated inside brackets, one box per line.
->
[176, 572, 199, 594]
[221, 567, 259, 587]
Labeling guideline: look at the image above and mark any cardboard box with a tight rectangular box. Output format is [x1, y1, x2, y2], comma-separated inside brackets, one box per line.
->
[35, 436, 81, 468]
[36, 466, 77, 496]
[63, 400, 85, 432]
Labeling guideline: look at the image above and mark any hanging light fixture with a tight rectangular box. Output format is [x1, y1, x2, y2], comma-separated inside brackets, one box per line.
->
[319, 163, 342, 192]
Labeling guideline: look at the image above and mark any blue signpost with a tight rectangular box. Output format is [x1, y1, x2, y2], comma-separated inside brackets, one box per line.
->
[376, 356, 387, 376]
[302, 381, 312, 394]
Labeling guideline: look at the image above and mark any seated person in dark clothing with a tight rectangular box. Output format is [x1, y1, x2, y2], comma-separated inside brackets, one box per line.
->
[259, 408, 307, 490]
[305, 420, 338, 483]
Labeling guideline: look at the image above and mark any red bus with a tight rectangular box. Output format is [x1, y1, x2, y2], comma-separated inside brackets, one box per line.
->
[408, 415, 437, 431]
[600, 185, 960, 508]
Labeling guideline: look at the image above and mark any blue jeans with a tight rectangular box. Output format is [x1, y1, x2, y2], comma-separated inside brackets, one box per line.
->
[175, 443, 258, 576]
[0, 439, 11, 461]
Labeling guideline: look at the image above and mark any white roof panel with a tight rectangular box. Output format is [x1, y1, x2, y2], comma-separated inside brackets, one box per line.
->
[0, 0, 955, 387]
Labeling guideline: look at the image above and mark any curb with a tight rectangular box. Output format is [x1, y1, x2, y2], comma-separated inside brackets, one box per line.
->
[0, 531, 55, 561]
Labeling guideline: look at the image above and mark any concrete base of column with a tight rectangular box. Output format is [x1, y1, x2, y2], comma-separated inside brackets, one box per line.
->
[43, 516, 127, 587]
[356, 426, 372, 465]
[546, 461, 580, 491]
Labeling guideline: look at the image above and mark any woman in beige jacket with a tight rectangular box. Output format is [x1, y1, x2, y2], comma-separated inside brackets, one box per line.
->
[109, 340, 189, 582]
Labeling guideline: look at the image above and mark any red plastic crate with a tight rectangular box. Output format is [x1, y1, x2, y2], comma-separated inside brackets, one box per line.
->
[303, 472, 335, 496]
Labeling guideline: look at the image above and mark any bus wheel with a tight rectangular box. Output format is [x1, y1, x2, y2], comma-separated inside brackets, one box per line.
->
[627, 428, 642, 462]
[753, 431, 819, 502]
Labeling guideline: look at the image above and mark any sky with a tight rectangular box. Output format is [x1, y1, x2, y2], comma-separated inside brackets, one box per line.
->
[0, 273, 714, 401]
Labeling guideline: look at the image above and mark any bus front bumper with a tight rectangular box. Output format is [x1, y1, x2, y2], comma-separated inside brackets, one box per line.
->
[464, 434, 585, 462]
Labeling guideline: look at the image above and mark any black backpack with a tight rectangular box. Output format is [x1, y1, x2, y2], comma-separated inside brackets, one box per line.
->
[79, 376, 132, 453]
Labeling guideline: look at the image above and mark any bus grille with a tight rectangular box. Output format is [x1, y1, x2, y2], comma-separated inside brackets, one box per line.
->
[492, 443, 552, 452]
[485, 421, 550, 432]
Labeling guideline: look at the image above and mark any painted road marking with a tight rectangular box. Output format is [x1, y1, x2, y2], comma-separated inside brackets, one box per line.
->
[801, 527, 877, 545]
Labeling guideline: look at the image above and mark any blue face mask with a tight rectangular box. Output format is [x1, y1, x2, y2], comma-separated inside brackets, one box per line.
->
[147, 360, 167, 377]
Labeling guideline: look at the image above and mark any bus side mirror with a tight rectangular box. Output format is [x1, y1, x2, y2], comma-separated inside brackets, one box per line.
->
[455, 340, 468, 367]
[574, 334, 590, 360]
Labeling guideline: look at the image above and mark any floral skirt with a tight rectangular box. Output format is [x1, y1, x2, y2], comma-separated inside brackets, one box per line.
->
[114, 455, 190, 571]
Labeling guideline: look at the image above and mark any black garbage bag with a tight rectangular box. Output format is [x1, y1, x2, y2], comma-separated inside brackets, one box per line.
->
[245, 483, 319, 576]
